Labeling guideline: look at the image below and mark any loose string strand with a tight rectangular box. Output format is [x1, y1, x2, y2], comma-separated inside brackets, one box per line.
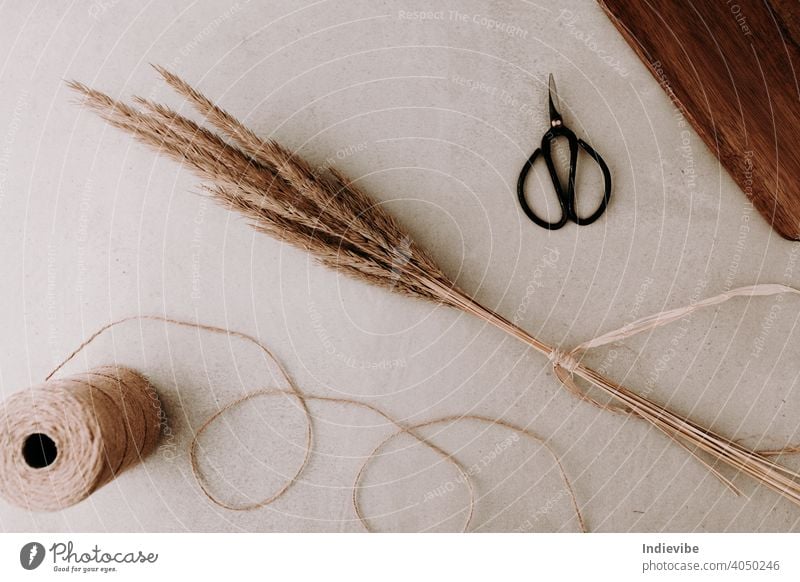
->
[47, 315, 586, 532]
[41, 283, 800, 525]
[440, 282, 800, 504]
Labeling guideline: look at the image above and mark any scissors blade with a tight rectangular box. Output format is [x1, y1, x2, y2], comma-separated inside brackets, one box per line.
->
[547, 73, 562, 126]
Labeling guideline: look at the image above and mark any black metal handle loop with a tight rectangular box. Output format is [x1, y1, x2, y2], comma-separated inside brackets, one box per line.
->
[517, 124, 612, 229]
[516, 146, 569, 230]
[572, 138, 611, 225]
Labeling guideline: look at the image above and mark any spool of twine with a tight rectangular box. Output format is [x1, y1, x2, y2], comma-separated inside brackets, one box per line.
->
[1, 315, 587, 530]
[0, 366, 161, 511]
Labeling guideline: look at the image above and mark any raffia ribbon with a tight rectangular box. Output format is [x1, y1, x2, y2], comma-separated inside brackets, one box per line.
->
[550, 284, 800, 442]
[544, 283, 800, 495]
[549, 283, 800, 402]
[14, 283, 800, 528]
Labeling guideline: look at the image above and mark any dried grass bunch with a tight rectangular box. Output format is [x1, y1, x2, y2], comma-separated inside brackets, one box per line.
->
[69, 67, 800, 509]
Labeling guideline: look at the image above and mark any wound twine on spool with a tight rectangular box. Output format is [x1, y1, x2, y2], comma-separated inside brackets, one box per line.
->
[0, 366, 161, 511]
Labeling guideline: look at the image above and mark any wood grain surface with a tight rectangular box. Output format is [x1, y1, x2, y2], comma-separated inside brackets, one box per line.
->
[599, 0, 800, 240]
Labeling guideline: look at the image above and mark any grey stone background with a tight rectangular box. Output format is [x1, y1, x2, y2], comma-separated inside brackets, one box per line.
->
[0, 0, 798, 532]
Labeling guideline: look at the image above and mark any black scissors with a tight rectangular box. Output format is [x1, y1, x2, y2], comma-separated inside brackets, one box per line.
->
[516, 74, 611, 230]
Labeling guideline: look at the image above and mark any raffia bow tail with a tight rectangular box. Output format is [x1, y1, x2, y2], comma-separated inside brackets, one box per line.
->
[438, 282, 800, 508]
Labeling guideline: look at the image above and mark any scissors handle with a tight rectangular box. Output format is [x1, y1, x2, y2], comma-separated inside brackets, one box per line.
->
[517, 125, 611, 229]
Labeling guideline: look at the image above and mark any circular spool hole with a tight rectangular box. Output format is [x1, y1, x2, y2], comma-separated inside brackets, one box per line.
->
[22, 433, 58, 469]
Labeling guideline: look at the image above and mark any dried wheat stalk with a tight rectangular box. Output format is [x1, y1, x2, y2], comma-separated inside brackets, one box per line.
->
[68, 68, 800, 509]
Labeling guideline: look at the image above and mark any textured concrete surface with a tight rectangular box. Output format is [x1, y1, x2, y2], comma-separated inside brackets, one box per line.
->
[1, 0, 799, 532]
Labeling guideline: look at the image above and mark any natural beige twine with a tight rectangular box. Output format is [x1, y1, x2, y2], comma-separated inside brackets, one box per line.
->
[548, 284, 800, 412]
[0, 366, 161, 511]
[6, 283, 795, 525]
[543, 283, 800, 496]
[43, 315, 587, 532]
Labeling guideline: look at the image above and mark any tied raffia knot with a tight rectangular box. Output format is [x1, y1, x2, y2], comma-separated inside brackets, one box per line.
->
[549, 348, 580, 374]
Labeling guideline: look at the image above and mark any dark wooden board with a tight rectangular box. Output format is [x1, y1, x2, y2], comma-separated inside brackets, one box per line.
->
[598, 0, 800, 240]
